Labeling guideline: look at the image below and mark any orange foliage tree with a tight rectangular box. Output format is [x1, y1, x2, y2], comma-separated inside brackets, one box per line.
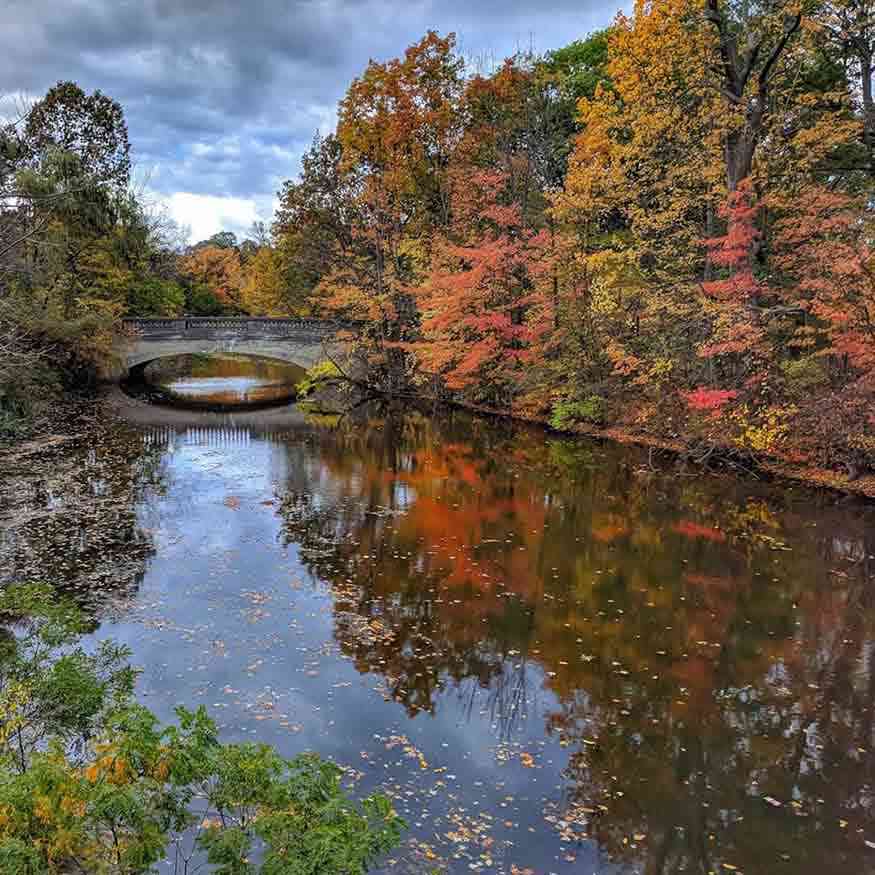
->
[412, 169, 552, 402]
[179, 245, 244, 312]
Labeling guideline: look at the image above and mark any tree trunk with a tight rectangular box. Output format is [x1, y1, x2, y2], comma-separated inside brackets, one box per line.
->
[725, 128, 757, 192]
[705, 0, 801, 191]
[703, 199, 715, 282]
[860, 49, 874, 171]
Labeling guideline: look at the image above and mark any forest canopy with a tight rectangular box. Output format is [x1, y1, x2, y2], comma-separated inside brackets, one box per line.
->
[271, 4, 875, 476]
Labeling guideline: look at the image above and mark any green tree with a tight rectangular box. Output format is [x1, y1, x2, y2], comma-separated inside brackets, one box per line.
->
[0, 585, 405, 875]
[542, 29, 614, 105]
[22, 81, 130, 189]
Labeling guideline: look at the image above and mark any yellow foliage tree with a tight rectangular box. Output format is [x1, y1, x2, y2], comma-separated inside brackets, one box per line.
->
[179, 245, 243, 312]
[241, 246, 294, 316]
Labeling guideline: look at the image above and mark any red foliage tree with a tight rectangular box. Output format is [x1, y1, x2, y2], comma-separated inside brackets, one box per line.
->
[771, 185, 875, 469]
[412, 169, 552, 399]
[698, 180, 767, 361]
[682, 387, 738, 412]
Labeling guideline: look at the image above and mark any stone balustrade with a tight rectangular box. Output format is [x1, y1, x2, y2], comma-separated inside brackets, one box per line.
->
[122, 317, 350, 340]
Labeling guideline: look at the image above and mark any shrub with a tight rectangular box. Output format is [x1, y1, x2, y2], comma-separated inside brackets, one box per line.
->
[549, 396, 607, 430]
[780, 357, 827, 398]
[0, 313, 63, 435]
[296, 360, 343, 398]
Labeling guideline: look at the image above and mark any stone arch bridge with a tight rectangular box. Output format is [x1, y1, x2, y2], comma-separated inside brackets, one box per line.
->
[118, 317, 352, 375]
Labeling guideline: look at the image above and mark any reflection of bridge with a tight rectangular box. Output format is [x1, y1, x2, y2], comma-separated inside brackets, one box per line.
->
[118, 317, 351, 373]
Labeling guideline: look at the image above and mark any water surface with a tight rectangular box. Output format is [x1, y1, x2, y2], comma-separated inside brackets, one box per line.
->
[137, 353, 304, 408]
[3, 397, 875, 874]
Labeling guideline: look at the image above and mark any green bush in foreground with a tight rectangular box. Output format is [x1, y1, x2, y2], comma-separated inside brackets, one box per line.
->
[0, 585, 405, 874]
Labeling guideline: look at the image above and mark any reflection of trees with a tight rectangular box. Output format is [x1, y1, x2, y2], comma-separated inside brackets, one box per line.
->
[275, 484, 510, 719]
[145, 353, 302, 385]
[550, 526, 875, 874]
[0, 420, 167, 617]
[273, 408, 533, 720]
[456, 658, 533, 740]
[272, 405, 875, 873]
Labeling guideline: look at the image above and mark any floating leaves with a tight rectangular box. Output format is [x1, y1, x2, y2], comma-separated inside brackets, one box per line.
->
[5, 397, 875, 875]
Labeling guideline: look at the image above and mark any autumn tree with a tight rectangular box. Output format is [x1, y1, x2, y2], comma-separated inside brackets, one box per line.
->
[274, 134, 358, 309]
[555, 0, 724, 429]
[241, 244, 297, 316]
[326, 31, 466, 391]
[771, 185, 875, 470]
[815, 0, 875, 168]
[413, 169, 551, 403]
[412, 56, 568, 405]
[552, 0, 864, 457]
[704, 0, 802, 191]
[0, 82, 139, 396]
[179, 244, 244, 312]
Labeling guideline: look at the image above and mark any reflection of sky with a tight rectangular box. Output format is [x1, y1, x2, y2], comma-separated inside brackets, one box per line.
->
[166, 376, 286, 395]
[97, 431, 595, 874]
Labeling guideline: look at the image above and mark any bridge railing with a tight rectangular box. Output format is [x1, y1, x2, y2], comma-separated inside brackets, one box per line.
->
[123, 318, 188, 334]
[122, 317, 352, 339]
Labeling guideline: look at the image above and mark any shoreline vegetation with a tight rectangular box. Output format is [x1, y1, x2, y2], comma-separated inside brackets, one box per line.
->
[3, 3, 875, 494]
[293, 369, 875, 499]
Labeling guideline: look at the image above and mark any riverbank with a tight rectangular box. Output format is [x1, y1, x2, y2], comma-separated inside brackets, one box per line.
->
[448, 399, 875, 500]
[6, 383, 875, 501]
[0, 391, 96, 454]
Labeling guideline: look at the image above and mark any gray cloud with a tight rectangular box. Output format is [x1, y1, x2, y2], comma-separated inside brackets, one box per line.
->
[0, 0, 613, 236]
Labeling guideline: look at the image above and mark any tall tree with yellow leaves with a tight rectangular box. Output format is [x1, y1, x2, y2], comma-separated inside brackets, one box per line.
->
[241, 246, 295, 316]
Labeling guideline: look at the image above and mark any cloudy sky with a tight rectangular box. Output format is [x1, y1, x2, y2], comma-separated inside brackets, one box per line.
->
[0, 0, 614, 242]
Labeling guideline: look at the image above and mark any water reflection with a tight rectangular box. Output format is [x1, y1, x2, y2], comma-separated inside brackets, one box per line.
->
[136, 353, 304, 409]
[5, 400, 875, 873]
[263, 411, 875, 872]
[0, 417, 164, 616]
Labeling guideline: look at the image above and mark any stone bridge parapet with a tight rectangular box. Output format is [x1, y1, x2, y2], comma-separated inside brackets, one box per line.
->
[122, 317, 347, 341]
